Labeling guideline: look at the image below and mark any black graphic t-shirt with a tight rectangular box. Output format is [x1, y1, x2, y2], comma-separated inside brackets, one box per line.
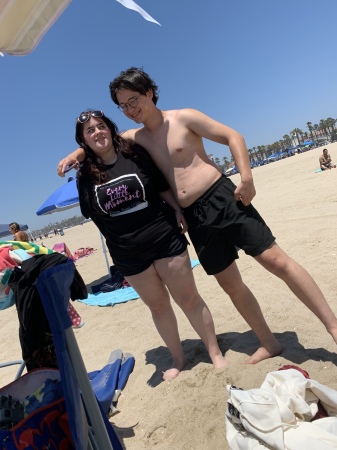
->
[94, 173, 148, 217]
[78, 150, 179, 258]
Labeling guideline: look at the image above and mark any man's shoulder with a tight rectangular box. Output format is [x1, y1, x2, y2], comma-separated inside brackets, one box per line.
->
[121, 127, 144, 139]
[164, 108, 197, 117]
[163, 108, 201, 125]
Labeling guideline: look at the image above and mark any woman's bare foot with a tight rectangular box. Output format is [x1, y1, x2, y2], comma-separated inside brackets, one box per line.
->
[162, 358, 187, 381]
[243, 341, 283, 364]
[212, 354, 230, 369]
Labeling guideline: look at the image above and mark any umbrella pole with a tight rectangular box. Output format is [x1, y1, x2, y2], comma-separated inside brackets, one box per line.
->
[99, 232, 110, 276]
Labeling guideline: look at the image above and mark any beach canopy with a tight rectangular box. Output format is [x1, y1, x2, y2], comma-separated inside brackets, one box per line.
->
[0, 223, 29, 238]
[0, 0, 71, 56]
[36, 177, 79, 216]
[36, 177, 110, 275]
[0, 0, 160, 56]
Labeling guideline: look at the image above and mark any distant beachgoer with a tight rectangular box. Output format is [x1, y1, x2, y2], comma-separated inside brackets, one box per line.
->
[9, 222, 29, 242]
[319, 148, 336, 170]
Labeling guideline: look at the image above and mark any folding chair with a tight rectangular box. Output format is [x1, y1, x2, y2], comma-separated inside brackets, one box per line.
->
[36, 259, 123, 450]
[0, 361, 25, 380]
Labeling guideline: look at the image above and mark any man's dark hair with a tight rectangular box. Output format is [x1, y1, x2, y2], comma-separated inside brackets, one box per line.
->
[109, 67, 159, 105]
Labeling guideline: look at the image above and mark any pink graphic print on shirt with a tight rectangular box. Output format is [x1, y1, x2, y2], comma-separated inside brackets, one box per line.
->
[95, 174, 148, 216]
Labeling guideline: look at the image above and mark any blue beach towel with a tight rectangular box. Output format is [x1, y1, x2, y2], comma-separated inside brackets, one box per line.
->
[78, 259, 201, 307]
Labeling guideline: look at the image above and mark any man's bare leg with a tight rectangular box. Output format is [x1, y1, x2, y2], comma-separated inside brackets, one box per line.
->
[255, 243, 337, 344]
[214, 261, 283, 364]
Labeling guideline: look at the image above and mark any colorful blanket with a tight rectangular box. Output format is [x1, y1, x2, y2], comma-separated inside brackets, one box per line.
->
[0, 241, 83, 327]
[0, 241, 53, 255]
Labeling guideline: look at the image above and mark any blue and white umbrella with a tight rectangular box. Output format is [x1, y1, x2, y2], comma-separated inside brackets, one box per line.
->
[36, 177, 110, 274]
[36, 177, 79, 216]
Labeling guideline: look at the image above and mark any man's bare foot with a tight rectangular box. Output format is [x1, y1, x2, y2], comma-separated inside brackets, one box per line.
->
[212, 354, 230, 369]
[243, 341, 283, 364]
[162, 358, 187, 381]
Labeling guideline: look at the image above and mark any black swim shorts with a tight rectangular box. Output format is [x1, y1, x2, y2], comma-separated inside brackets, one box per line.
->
[112, 229, 188, 276]
[183, 176, 275, 275]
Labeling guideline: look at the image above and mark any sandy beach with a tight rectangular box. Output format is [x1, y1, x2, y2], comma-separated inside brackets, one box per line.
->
[1, 144, 337, 449]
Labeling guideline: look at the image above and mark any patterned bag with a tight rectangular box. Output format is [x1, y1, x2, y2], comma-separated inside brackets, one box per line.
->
[0, 368, 74, 449]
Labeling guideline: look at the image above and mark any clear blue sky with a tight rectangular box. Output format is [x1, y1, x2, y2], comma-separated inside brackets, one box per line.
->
[1, 0, 337, 232]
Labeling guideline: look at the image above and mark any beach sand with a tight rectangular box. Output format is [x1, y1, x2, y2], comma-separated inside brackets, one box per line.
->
[1, 144, 337, 449]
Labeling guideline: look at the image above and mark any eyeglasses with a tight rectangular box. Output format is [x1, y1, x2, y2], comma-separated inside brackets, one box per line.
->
[77, 110, 104, 123]
[117, 95, 140, 113]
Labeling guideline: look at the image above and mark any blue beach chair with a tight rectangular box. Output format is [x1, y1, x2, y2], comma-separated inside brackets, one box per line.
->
[36, 260, 123, 450]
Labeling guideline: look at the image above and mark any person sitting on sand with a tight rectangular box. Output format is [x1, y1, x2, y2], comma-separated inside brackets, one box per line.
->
[72, 109, 229, 380]
[58, 68, 337, 365]
[9, 222, 29, 242]
[319, 148, 336, 170]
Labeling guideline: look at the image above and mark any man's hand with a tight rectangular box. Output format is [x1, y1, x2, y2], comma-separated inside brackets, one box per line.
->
[175, 210, 188, 234]
[57, 158, 80, 178]
[234, 179, 256, 205]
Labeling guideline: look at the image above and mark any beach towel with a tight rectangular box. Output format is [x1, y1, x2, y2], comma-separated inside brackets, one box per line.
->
[0, 241, 53, 255]
[78, 259, 201, 307]
[72, 247, 96, 260]
[52, 242, 74, 260]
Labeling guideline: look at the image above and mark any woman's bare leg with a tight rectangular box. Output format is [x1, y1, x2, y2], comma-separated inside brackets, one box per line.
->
[126, 266, 186, 380]
[153, 251, 230, 372]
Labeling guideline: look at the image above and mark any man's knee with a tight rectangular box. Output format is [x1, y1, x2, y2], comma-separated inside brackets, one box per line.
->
[256, 246, 292, 278]
[214, 265, 245, 296]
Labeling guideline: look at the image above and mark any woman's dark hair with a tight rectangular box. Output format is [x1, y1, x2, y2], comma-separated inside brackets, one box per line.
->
[75, 110, 149, 184]
[9, 222, 20, 232]
[109, 67, 159, 105]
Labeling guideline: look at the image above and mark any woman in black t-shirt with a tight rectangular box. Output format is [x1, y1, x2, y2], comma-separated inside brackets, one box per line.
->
[75, 110, 229, 380]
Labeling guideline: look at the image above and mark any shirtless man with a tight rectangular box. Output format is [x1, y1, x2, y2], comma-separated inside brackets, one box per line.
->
[319, 148, 336, 170]
[58, 67, 337, 363]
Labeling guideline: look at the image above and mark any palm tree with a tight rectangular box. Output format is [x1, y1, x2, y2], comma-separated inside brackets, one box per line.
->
[214, 157, 221, 167]
[318, 120, 330, 141]
[306, 122, 315, 143]
[325, 117, 336, 136]
[313, 124, 319, 141]
[222, 156, 229, 170]
[247, 148, 254, 162]
[291, 128, 303, 146]
[283, 134, 292, 148]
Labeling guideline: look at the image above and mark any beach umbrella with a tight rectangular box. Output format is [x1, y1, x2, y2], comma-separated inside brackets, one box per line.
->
[36, 177, 110, 275]
[0, 0, 160, 57]
[36, 177, 79, 216]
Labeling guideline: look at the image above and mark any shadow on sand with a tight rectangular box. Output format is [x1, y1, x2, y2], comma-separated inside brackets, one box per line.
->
[145, 330, 337, 387]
